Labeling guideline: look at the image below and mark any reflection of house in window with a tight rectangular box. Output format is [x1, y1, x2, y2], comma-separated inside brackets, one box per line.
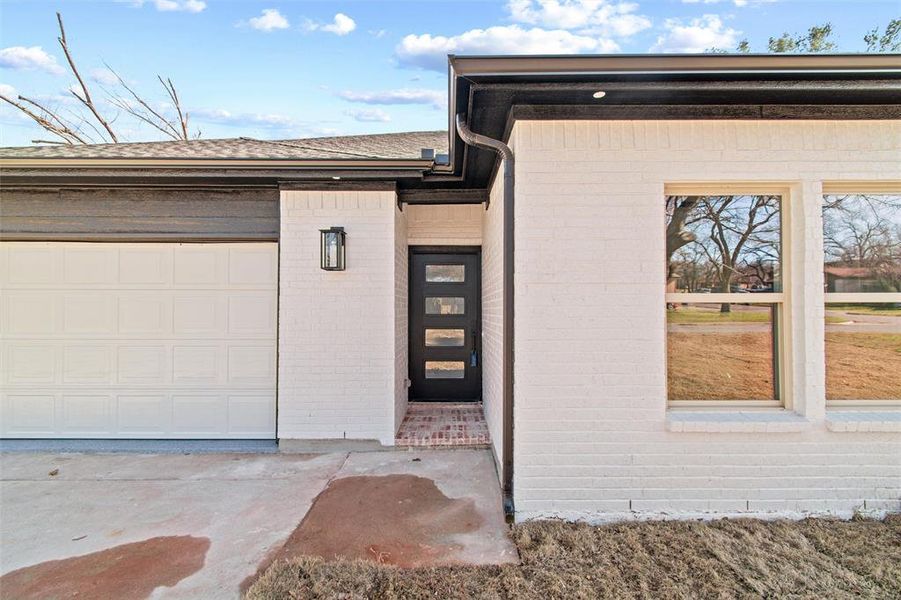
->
[824, 263, 887, 293]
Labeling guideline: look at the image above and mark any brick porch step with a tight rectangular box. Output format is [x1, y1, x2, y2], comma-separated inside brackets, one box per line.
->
[395, 402, 491, 448]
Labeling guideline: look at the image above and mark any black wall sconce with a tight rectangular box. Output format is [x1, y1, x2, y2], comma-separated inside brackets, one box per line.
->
[320, 226, 346, 271]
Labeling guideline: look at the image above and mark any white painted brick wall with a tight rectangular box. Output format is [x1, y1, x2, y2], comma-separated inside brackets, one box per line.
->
[278, 190, 398, 444]
[406, 204, 482, 246]
[511, 120, 901, 521]
[394, 207, 409, 433]
[482, 172, 506, 476]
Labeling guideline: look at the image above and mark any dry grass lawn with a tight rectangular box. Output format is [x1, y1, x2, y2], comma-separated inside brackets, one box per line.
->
[668, 330, 901, 401]
[245, 516, 901, 600]
[826, 332, 901, 399]
[667, 332, 775, 400]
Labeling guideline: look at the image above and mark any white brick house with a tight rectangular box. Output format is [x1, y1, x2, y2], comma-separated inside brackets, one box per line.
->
[1, 54, 899, 521]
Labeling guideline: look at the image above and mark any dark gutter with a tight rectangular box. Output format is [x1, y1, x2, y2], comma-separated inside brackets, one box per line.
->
[455, 113, 515, 515]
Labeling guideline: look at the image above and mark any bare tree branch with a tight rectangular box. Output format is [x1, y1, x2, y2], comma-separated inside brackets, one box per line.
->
[56, 12, 118, 143]
[105, 64, 187, 141]
[0, 93, 86, 144]
[161, 76, 189, 140]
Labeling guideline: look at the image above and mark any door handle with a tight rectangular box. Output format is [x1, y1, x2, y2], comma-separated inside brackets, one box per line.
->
[470, 329, 478, 367]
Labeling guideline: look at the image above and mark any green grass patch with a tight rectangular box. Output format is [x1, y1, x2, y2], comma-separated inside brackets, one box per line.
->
[826, 304, 901, 317]
[667, 308, 771, 324]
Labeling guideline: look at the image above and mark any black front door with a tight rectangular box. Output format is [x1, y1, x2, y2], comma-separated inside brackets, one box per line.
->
[409, 248, 481, 401]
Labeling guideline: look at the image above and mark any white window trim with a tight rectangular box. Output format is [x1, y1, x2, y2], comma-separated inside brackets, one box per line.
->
[664, 184, 793, 410]
[822, 184, 901, 408]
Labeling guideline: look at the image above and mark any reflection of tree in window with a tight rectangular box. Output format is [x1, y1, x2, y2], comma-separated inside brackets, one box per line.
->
[823, 194, 901, 293]
[666, 195, 781, 312]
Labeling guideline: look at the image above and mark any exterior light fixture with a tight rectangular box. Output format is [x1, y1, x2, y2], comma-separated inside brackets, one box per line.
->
[331, 176, 341, 180]
[320, 227, 346, 271]
[592, 90, 606, 99]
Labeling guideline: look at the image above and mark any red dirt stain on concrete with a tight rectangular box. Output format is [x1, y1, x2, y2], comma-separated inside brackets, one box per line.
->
[241, 474, 482, 592]
[0, 535, 210, 600]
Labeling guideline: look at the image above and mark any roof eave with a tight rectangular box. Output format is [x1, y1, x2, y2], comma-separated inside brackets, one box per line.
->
[449, 53, 901, 78]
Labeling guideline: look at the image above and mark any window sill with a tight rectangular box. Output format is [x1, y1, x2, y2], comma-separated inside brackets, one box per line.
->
[825, 411, 901, 433]
[666, 410, 812, 433]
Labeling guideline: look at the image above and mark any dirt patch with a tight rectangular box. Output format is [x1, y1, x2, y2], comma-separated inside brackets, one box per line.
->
[246, 516, 901, 600]
[0, 535, 209, 600]
[242, 474, 481, 593]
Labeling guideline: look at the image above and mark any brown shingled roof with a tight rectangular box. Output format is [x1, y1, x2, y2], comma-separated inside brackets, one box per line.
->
[0, 131, 448, 160]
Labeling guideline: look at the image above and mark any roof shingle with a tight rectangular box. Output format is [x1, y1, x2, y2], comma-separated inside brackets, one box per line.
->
[0, 131, 448, 160]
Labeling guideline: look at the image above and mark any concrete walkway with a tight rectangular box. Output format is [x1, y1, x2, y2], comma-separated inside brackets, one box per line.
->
[0, 449, 516, 599]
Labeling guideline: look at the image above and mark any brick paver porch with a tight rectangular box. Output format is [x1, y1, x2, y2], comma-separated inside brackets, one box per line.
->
[395, 402, 491, 448]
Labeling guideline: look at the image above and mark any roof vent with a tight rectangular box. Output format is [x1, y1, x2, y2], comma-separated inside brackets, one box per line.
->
[420, 148, 435, 160]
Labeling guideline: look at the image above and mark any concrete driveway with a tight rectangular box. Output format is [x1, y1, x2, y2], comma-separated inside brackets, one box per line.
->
[0, 449, 516, 599]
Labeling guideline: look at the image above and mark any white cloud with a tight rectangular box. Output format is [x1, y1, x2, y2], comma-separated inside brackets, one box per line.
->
[369, 29, 388, 38]
[0, 83, 17, 97]
[191, 108, 297, 129]
[337, 88, 446, 109]
[129, 0, 206, 12]
[650, 15, 740, 53]
[305, 13, 356, 36]
[682, 0, 774, 5]
[345, 108, 391, 123]
[508, 0, 651, 36]
[248, 8, 290, 32]
[90, 68, 120, 86]
[0, 46, 65, 75]
[149, 0, 206, 12]
[396, 25, 619, 71]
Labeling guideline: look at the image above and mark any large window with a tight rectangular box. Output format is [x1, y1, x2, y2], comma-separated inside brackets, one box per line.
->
[822, 191, 901, 403]
[665, 190, 785, 406]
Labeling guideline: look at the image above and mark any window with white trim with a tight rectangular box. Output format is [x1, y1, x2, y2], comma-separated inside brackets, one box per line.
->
[822, 191, 901, 404]
[665, 190, 787, 407]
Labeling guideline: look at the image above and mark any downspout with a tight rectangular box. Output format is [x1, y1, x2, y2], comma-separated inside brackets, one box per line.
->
[455, 113, 515, 516]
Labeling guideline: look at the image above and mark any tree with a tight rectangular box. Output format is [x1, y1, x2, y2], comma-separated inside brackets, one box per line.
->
[728, 18, 898, 54]
[768, 23, 836, 53]
[823, 194, 901, 293]
[666, 195, 781, 313]
[864, 18, 901, 52]
[0, 13, 195, 145]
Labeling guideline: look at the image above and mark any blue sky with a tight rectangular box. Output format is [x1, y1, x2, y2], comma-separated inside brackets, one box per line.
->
[1, 0, 898, 146]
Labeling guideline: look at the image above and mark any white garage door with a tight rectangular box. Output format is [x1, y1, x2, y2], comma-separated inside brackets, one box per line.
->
[0, 242, 277, 439]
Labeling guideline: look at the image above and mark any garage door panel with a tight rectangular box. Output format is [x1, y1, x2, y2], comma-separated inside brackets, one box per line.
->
[117, 394, 168, 434]
[227, 346, 275, 384]
[5, 394, 56, 433]
[118, 247, 171, 285]
[64, 247, 117, 285]
[228, 294, 277, 336]
[173, 294, 227, 335]
[1, 242, 276, 439]
[117, 345, 168, 384]
[63, 345, 112, 384]
[63, 294, 116, 335]
[229, 247, 277, 285]
[61, 394, 111, 433]
[6, 245, 56, 284]
[173, 246, 225, 286]
[118, 294, 170, 335]
[172, 394, 228, 434]
[6, 345, 57, 384]
[228, 395, 275, 435]
[173, 345, 221, 384]
[4, 294, 57, 335]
